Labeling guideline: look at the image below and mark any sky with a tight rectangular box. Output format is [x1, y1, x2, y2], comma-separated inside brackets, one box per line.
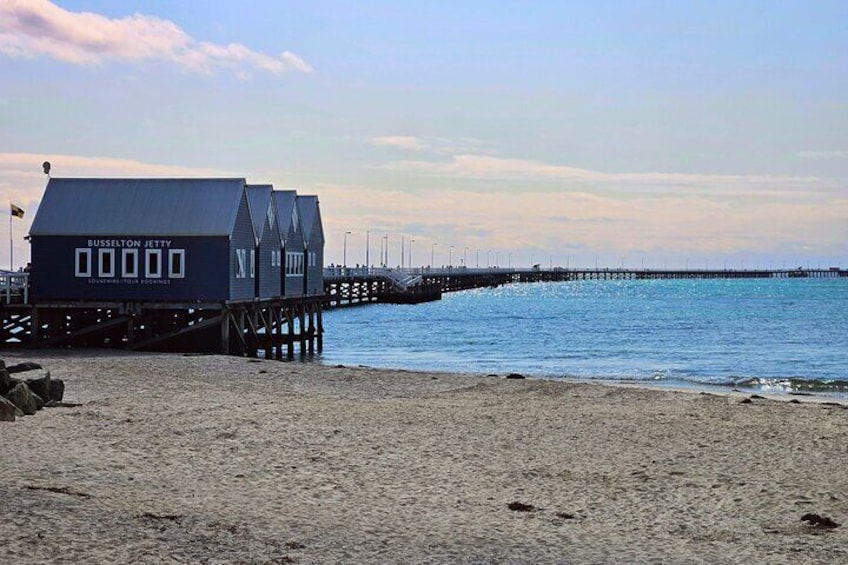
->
[1, 0, 846, 270]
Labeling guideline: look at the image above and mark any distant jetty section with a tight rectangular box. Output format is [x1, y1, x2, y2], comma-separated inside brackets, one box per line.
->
[324, 266, 846, 308]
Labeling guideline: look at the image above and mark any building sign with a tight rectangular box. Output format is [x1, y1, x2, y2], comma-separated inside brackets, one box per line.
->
[75, 238, 186, 285]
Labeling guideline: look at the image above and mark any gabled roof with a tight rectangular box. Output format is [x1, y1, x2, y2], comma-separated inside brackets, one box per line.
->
[246, 184, 274, 243]
[29, 178, 247, 236]
[297, 195, 324, 247]
[273, 190, 298, 236]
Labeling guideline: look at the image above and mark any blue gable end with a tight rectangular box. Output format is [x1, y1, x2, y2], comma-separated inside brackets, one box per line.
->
[229, 189, 256, 302]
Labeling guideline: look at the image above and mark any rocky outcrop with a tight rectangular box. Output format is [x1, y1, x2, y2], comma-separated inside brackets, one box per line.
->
[6, 361, 43, 374]
[0, 395, 23, 421]
[1, 360, 66, 421]
[24, 371, 51, 400]
[5, 382, 39, 415]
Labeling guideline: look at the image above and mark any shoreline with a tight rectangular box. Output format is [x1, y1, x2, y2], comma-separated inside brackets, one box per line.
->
[2, 350, 847, 563]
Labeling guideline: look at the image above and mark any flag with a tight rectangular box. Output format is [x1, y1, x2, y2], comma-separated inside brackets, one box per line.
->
[11, 203, 24, 219]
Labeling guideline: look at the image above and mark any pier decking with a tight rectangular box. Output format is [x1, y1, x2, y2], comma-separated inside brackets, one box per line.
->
[324, 266, 846, 307]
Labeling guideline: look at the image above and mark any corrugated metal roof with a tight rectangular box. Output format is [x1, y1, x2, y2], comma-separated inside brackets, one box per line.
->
[29, 178, 247, 236]
[297, 195, 321, 247]
[273, 190, 298, 235]
[246, 184, 273, 242]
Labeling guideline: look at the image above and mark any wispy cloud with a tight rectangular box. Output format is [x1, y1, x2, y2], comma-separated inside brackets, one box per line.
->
[0, 0, 312, 76]
[0, 152, 226, 209]
[371, 136, 428, 151]
[382, 154, 833, 194]
[313, 181, 848, 267]
[370, 135, 494, 155]
[797, 150, 848, 160]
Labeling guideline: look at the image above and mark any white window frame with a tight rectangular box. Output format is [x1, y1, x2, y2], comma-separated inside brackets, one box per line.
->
[122, 248, 139, 278]
[98, 248, 116, 278]
[145, 249, 162, 278]
[250, 249, 256, 278]
[168, 249, 185, 278]
[236, 249, 246, 279]
[75, 248, 92, 278]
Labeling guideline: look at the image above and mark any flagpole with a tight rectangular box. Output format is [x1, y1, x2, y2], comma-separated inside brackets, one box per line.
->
[9, 207, 12, 271]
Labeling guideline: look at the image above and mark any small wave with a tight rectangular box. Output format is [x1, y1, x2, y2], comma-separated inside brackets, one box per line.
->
[734, 377, 848, 395]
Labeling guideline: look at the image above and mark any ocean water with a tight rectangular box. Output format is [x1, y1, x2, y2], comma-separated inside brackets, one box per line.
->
[320, 278, 848, 395]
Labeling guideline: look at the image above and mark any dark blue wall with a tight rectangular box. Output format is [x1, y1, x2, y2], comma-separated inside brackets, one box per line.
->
[258, 214, 282, 300]
[229, 191, 257, 302]
[30, 236, 229, 302]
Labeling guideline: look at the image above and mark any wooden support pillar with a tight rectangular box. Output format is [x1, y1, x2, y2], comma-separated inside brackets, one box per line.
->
[30, 306, 39, 345]
[221, 308, 230, 354]
[126, 313, 135, 348]
[298, 305, 307, 356]
[263, 306, 273, 359]
[307, 303, 315, 355]
[286, 309, 294, 359]
[316, 303, 323, 353]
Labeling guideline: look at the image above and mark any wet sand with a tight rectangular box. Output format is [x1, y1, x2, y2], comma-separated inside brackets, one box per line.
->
[2, 351, 847, 564]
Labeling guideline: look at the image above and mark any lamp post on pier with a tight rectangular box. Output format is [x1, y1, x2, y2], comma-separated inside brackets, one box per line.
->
[449, 245, 454, 268]
[409, 239, 415, 269]
[486, 249, 491, 268]
[463, 247, 468, 267]
[476, 249, 480, 268]
[431, 242, 437, 268]
[365, 229, 370, 269]
[343, 231, 351, 267]
[383, 234, 389, 266]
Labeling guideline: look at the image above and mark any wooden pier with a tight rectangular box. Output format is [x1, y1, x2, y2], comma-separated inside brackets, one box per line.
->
[324, 266, 846, 308]
[0, 283, 323, 359]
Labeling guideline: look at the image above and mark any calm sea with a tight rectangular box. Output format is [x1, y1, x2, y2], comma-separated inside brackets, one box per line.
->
[320, 278, 848, 395]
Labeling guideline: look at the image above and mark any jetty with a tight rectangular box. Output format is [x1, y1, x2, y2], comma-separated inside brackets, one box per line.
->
[324, 266, 846, 308]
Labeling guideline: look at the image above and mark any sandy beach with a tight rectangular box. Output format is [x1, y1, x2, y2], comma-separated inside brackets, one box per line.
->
[2, 351, 847, 564]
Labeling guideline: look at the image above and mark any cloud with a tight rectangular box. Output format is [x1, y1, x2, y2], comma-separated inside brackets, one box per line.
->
[0, 152, 227, 210]
[797, 150, 848, 160]
[371, 136, 428, 151]
[382, 154, 834, 194]
[370, 135, 495, 156]
[0, 152, 239, 267]
[313, 179, 848, 268]
[0, 0, 312, 76]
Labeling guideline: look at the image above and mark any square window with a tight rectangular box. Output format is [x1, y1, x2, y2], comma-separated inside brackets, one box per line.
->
[122, 249, 139, 278]
[145, 249, 162, 278]
[75, 248, 91, 277]
[98, 248, 115, 277]
[169, 249, 185, 278]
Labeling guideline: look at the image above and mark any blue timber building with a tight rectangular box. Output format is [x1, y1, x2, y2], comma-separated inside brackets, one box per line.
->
[297, 195, 326, 297]
[10, 177, 325, 357]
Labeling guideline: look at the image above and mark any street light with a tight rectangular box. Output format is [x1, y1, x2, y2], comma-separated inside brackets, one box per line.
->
[476, 249, 480, 268]
[463, 247, 468, 267]
[486, 249, 491, 267]
[431, 242, 437, 267]
[449, 245, 454, 268]
[366, 229, 370, 268]
[409, 239, 415, 269]
[343, 231, 351, 267]
[383, 234, 389, 266]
